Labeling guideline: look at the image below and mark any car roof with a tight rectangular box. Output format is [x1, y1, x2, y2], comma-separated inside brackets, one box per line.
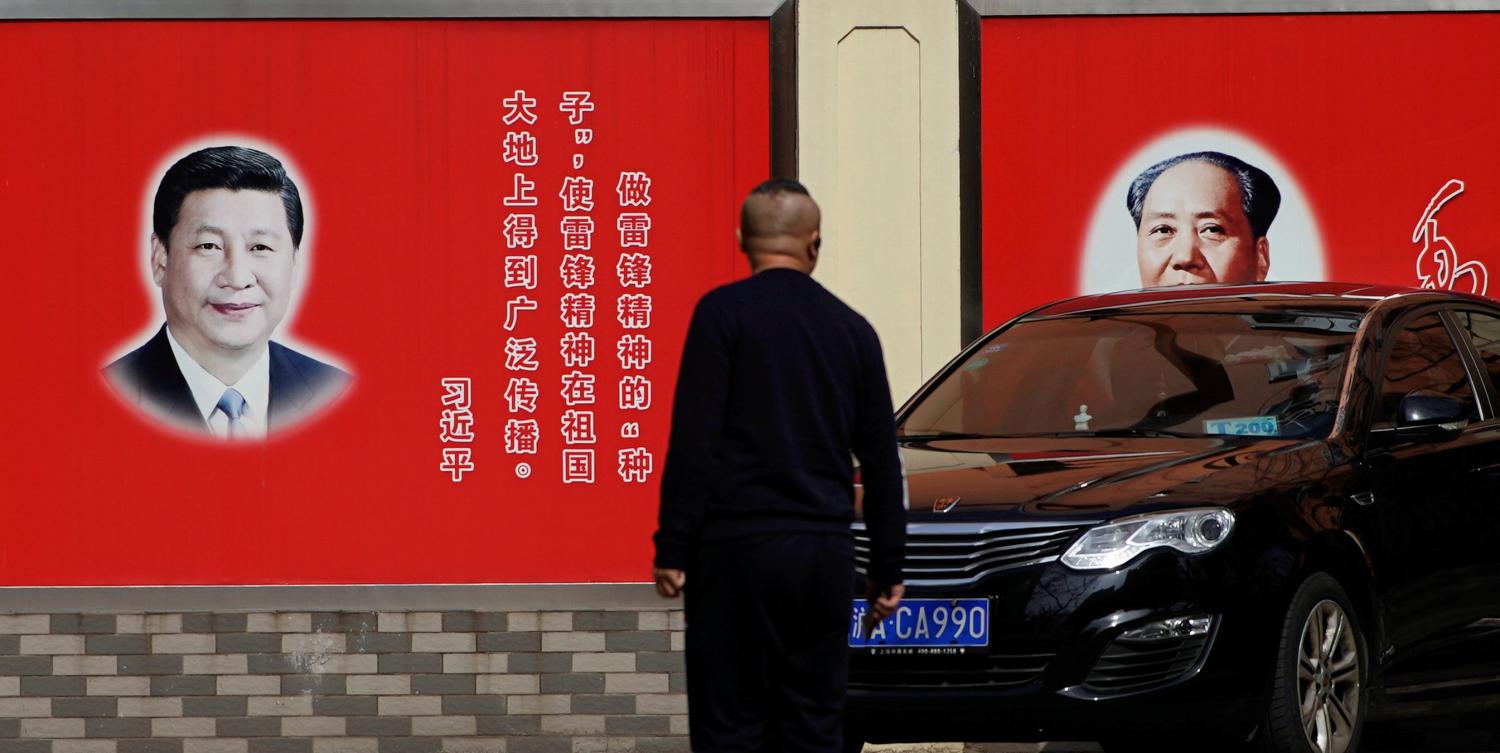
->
[1022, 281, 1497, 319]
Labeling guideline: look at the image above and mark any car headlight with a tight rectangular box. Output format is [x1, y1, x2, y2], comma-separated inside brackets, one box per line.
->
[1060, 508, 1235, 571]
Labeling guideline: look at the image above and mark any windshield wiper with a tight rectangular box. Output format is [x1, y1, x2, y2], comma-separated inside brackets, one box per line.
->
[897, 431, 1010, 441]
[1030, 428, 1203, 439]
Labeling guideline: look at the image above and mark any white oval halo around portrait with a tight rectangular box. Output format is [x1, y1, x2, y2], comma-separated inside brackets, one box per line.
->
[1079, 128, 1325, 296]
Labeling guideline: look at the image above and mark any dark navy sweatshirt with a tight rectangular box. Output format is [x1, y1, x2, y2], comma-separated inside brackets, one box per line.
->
[653, 268, 907, 587]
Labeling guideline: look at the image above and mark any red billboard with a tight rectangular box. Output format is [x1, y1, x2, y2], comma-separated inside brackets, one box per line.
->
[982, 13, 1500, 327]
[0, 19, 769, 585]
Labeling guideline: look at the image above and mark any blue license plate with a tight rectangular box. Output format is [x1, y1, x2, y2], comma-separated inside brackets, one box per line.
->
[849, 598, 989, 648]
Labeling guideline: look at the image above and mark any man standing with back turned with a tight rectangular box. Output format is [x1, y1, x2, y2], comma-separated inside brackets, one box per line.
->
[653, 179, 907, 753]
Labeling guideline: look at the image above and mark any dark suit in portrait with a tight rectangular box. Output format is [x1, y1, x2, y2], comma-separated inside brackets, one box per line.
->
[106, 326, 349, 436]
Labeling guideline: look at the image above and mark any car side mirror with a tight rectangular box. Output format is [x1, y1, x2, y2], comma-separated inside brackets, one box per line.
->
[1373, 390, 1467, 444]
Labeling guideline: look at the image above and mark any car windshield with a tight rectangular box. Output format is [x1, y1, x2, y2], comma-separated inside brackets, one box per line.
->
[900, 311, 1361, 440]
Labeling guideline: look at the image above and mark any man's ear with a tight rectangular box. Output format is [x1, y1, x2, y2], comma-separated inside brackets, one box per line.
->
[807, 229, 821, 265]
[150, 234, 169, 288]
[736, 227, 744, 252]
[1255, 236, 1269, 281]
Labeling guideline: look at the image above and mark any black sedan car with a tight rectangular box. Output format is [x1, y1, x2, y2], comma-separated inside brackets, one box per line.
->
[845, 282, 1500, 753]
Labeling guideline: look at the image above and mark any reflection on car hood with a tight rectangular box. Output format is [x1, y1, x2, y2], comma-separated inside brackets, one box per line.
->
[893, 436, 1324, 520]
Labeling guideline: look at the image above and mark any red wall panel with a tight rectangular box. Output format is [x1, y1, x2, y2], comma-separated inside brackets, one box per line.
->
[0, 19, 769, 585]
[983, 13, 1500, 326]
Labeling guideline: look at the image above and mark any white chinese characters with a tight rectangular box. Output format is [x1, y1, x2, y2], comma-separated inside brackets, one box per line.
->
[492, 88, 658, 486]
[440, 378, 474, 482]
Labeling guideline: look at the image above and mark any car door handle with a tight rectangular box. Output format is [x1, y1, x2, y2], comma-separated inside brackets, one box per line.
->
[1350, 492, 1376, 507]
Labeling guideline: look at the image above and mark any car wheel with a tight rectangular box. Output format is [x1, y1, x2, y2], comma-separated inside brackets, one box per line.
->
[1260, 572, 1367, 753]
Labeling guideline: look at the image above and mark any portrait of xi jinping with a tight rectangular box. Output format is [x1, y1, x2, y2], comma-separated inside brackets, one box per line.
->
[105, 145, 349, 440]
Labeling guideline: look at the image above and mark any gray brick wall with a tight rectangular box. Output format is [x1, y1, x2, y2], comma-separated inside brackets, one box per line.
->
[0, 610, 687, 753]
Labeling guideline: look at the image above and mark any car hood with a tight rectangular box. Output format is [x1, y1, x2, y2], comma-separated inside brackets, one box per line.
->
[885, 435, 1326, 521]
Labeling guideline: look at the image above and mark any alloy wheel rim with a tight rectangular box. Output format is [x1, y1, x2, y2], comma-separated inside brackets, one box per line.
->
[1296, 599, 1361, 753]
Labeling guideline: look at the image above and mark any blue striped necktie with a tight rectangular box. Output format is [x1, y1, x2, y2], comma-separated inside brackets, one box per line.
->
[215, 388, 248, 439]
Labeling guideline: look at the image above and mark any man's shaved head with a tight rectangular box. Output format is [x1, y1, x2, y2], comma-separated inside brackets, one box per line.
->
[740, 178, 821, 255]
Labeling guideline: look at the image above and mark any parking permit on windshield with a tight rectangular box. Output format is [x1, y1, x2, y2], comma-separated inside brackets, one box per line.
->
[1203, 416, 1280, 436]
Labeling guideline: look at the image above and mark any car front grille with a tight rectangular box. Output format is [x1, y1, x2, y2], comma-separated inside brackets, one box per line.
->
[1083, 634, 1210, 693]
[853, 521, 1089, 587]
[849, 643, 1057, 688]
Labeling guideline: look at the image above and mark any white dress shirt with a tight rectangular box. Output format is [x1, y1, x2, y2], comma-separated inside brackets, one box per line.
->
[164, 326, 270, 440]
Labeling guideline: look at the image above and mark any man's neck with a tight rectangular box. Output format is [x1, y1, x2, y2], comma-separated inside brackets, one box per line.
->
[746, 251, 812, 275]
[166, 326, 266, 385]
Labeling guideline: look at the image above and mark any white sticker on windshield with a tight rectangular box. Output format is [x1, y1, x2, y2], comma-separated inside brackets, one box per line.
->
[1203, 416, 1280, 436]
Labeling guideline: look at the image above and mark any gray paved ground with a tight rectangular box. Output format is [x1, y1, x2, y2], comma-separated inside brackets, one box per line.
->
[866, 730, 1500, 752]
[867, 744, 1100, 753]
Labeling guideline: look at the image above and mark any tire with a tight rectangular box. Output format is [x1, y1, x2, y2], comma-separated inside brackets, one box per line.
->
[1256, 572, 1369, 753]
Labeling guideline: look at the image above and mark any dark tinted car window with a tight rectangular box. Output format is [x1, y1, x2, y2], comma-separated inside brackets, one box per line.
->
[1454, 310, 1500, 400]
[1373, 313, 1478, 427]
[900, 312, 1358, 439]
